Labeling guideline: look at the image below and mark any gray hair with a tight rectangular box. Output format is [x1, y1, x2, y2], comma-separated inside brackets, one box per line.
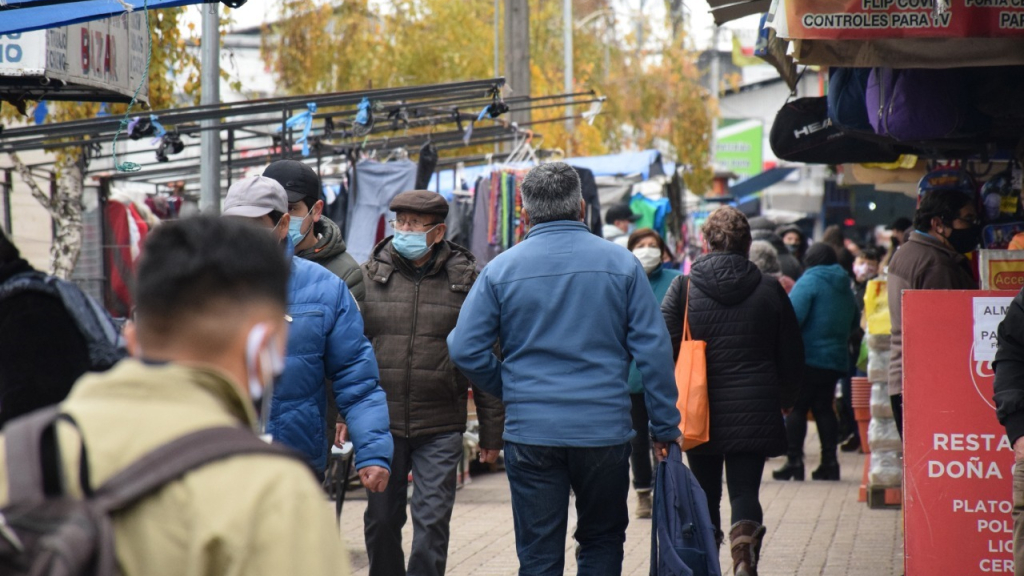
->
[521, 162, 582, 224]
[749, 240, 781, 275]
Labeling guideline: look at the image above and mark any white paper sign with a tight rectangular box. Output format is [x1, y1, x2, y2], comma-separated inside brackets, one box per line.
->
[973, 297, 1014, 362]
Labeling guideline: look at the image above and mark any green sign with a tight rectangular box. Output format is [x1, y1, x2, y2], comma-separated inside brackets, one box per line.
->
[716, 119, 763, 177]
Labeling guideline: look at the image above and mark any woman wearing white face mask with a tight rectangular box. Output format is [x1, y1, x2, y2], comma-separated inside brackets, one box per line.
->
[625, 228, 681, 519]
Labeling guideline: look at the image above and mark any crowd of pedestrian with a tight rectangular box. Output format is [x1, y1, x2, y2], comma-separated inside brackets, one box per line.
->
[0, 158, 971, 576]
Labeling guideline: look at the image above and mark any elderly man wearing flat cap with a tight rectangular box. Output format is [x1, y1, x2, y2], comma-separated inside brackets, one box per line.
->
[357, 190, 505, 576]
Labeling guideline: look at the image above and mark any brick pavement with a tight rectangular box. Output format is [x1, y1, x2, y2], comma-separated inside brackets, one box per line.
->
[338, 428, 903, 576]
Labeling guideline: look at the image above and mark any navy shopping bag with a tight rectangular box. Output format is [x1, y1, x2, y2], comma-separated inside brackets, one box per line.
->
[650, 444, 722, 576]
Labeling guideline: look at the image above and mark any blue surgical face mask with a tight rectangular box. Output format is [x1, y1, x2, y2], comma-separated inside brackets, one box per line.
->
[392, 224, 439, 261]
[287, 211, 312, 246]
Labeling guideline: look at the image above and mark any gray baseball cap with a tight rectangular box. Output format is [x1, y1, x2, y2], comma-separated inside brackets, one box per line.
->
[221, 176, 288, 218]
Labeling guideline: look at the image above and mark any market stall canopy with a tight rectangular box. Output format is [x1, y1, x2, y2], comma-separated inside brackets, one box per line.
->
[0, 0, 243, 35]
[728, 166, 797, 198]
[710, 0, 772, 25]
[563, 149, 664, 179]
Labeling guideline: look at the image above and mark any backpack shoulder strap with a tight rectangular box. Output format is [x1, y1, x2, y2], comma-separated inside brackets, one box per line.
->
[90, 427, 306, 513]
[4, 406, 61, 505]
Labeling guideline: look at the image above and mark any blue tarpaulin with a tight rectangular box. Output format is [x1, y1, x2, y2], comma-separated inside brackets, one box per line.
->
[0, 0, 233, 35]
[727, 167, 796, 199]
[562, 150, 664, 180]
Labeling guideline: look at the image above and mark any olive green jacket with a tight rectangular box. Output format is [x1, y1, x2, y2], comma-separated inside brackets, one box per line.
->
[0, 359, 349, 576]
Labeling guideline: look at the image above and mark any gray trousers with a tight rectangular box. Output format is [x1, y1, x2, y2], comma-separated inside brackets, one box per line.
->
[365, 431, 464, 576]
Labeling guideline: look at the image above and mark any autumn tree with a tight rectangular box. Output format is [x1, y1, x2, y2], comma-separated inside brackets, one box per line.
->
[261, 0, 715, 191]
[2, 6, 210, 277]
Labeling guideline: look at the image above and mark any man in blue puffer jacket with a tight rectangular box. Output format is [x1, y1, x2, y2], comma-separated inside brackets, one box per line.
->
[222, 176, 392, 491]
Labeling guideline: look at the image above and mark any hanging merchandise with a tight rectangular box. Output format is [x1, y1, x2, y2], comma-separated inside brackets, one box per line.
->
[416, 141, 438, 190]
[865, 68, 987, 142]
[980, 168, 1020, 223]
[104, 198, 151, 317]
[345, 159, 418, 264]
[769, 97, 902, 164]
[916, 168, 976, 204]
[487, 169, 529, 250]
[277, 103, 317, 157]
[629, 193, 671, 237]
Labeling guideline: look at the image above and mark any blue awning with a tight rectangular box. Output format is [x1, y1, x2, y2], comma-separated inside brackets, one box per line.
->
[727, 167, 796, 199]
[0, 0, 238, 35]
[563, 150, 664, 180]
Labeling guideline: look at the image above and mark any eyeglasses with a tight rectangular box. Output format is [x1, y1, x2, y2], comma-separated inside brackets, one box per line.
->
[954, 216, 982, 227]
[389, 219, 442, 232]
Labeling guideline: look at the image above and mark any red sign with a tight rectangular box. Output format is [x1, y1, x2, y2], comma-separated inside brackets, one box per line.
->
[904, 290, 1018, 575]
[785, 0, 1024, 40]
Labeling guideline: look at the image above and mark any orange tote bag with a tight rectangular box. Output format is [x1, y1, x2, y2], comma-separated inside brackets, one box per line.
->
[674, 280, 709, 450]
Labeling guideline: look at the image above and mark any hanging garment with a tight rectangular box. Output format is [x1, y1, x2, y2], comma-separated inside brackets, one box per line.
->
[323, 180, 350, 241]
[629, 193, 671, 237]
[345, 159, 417, 264]
[572, 166, 603, 237]
[445, 192, 475, 249]
[103, 200, 149, 317]
[416, 142, 438, 190]
[470, 176, 502, 269]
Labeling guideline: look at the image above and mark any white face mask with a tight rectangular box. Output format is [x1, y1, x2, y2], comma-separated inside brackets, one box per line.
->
[245, 323, 285, 434]
[633, 246, 663, 274]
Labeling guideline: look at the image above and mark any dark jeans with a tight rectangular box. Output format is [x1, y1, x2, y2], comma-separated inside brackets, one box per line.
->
[364, 431, 464, 576]
[891, 393, 903, 439]
[629, 393, 653, 490]
[504, 441, 631, 576]
[687, 452, 766, 532]
[785, 365, 842, 461]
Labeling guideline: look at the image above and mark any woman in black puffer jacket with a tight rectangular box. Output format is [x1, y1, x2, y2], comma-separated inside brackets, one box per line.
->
[662, 207, 804, 576]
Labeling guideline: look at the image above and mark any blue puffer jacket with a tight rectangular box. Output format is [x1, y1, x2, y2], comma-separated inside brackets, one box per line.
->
[269, 256, 392, 473]
[788, 263, 857, 373]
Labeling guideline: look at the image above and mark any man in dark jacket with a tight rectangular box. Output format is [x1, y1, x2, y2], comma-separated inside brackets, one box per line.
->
[263, 159, 365, 303]
[994, 287, 1024, 574]
[0, 229, 92, 428]
[888, 189, 978, 437]
[359, 190, 505, 576]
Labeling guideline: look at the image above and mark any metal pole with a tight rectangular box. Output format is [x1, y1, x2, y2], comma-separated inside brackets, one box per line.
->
[199, 3, 222, 215]
[709, 25, 721, 171]
[563, 0, 574, 141]
[3, 169, 11, 235]
[494, 0, 500, 79]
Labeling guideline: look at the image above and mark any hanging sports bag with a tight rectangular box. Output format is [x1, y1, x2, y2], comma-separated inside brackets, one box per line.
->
[769, 97, 901, 164]
[866, 68, 987, 142]
[827, 67, 874, 133]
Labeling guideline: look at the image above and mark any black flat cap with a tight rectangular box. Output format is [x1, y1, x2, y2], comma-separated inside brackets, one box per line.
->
[390, 190, 449, 219]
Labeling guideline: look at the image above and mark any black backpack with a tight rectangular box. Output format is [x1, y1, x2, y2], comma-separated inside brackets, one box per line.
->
[0, 272, 126, 371]
[0, 407, 305, 576]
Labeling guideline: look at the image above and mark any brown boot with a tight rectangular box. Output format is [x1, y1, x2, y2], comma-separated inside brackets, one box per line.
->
[729, 520, 766, 576]
[635, 489, 653, 519]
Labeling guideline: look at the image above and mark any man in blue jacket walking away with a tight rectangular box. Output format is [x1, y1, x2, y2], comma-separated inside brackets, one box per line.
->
[447, 163, 682, 576]
[221, 176, 393, 492]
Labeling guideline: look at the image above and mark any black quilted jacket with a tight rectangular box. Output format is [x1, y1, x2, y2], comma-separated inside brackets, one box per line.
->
[661, 252, 804, 456]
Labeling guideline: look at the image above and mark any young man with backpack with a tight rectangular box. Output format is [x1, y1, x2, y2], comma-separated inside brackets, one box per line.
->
[0, 217, 349, 575]
[0, 229, 124, 428]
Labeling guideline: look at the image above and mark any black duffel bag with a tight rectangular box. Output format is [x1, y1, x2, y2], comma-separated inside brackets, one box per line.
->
[769, 96, 902, 164]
